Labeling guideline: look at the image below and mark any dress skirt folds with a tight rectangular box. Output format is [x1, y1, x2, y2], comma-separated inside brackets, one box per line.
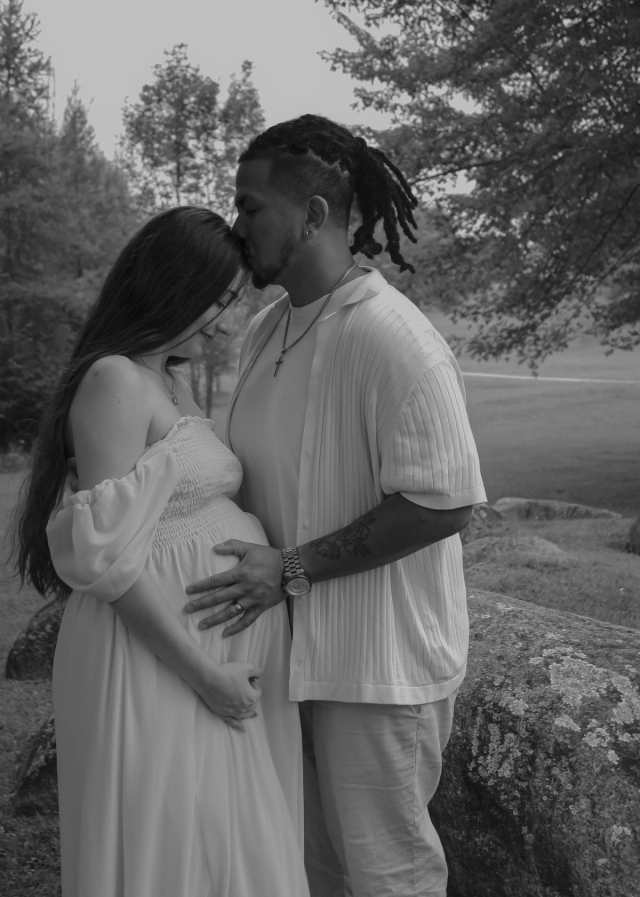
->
[47, 416, 309, 897]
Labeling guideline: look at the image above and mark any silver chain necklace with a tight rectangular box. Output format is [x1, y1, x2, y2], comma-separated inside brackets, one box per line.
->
[142, 361, 179, 405]
[274, 263, 357, 377]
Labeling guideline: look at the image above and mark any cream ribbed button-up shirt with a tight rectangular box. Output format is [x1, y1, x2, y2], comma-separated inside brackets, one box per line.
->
[229, 286, 350, 550]
[226, 268, 486, 704]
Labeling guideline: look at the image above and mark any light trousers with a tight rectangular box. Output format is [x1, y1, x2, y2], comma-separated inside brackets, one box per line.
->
[300, 693, 458, 897]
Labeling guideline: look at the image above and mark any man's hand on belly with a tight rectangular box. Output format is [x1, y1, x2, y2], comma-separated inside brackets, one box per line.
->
[184, 542, 285, 636]
[184, 498, 473, 635]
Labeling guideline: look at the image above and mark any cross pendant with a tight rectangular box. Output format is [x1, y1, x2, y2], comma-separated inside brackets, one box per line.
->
[274, 354, 285, 377]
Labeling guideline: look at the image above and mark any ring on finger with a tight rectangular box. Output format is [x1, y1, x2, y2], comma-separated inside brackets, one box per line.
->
[229, 602, 243, 617]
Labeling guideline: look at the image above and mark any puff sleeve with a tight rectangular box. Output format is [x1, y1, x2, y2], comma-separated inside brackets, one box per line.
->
[47, 444, 183, 602]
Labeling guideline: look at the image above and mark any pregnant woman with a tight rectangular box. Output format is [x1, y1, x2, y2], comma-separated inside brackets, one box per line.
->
[14, 208, 309, 897]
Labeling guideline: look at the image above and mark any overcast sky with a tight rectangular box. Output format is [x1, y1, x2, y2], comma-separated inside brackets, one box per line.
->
[24, 0, 393, 158]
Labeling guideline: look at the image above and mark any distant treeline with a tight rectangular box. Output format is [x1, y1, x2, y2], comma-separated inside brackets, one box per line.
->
[0, 1, 268, 449]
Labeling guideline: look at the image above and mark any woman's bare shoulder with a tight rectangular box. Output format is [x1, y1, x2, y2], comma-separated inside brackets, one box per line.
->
[71, 355, 149, 422]
[68, 357, 154, 486]
[80, 354, 144, 390]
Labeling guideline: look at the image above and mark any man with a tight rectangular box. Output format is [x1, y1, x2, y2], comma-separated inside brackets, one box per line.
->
[185, 115, 486, 897]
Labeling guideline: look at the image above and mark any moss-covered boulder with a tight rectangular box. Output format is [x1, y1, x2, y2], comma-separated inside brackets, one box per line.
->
[493, 498, 621, 521]
[460, 503, 506, 545]
[11, 714, 57, 816]
[5, 599, 65, 680]
[627, 517, 640, 556]
[463, 536, 572, 570]
[431, 589, 640, 897]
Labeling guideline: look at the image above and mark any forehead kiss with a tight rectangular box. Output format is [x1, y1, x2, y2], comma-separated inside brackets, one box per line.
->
[232, 159, 308, 288]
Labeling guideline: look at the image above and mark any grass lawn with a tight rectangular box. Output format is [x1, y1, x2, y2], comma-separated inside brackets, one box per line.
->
[464, 515, 640, 630]
[464, 377, 640, 515]
[423, 310, 640, 516]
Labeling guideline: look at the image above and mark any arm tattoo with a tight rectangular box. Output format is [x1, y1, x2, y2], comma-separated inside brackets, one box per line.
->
[310, 509, 377, 562]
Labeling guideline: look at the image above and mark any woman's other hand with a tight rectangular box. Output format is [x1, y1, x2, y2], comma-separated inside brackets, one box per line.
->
[196, 661, 262, 731]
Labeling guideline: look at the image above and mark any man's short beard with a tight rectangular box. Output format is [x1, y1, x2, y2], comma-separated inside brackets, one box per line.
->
[249, 231, 299, 290]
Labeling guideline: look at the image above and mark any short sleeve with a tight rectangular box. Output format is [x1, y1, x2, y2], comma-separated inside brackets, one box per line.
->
[47, 444, 183, 602]
[379, 360, 487, 510]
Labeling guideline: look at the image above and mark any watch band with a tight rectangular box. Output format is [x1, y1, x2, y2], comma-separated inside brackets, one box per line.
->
[281, 546, 308, 584]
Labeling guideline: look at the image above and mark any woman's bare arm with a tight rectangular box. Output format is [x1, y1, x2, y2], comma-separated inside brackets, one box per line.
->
[67, 356, 261, 728]
[112, 571, 261, 730]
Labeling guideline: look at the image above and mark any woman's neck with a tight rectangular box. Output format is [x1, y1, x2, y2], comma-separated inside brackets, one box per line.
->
[134, 351, 171, 374]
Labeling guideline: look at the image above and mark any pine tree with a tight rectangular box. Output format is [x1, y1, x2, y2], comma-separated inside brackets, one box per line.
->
[0, 0, 54, 278]
[57, 84, 136, 280]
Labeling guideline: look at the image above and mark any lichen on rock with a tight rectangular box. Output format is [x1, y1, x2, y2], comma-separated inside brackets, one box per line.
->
[492, 497, 622, 521]
[430, 589, 640, 897]
[5, 599, 65, 680]
[626, 517, 640, 555]
[11, 713, 57, 816]
[463, 535, 572, 570]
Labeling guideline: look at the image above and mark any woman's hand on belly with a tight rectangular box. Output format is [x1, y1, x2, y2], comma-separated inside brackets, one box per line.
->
[109, 570, 262, 732]
[195, 660, 263, 731]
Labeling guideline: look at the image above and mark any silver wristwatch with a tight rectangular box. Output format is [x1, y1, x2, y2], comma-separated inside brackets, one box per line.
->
[281, 547, 312, 597]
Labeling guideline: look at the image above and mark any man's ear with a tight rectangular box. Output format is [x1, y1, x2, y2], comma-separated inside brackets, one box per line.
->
[305, 195, 330, 236]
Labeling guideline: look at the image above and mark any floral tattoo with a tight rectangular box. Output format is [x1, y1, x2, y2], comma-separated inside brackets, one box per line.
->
[310, 510, 377, 561]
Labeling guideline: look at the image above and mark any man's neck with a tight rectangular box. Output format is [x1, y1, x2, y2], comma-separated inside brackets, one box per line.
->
[279, 249, 365, 308]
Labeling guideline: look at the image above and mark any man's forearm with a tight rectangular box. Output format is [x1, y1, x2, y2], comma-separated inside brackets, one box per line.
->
[298, 494, 472, 583]
[182, 496, 472, 634]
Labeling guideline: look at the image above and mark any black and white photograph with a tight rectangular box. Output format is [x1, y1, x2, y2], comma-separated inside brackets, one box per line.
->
[0, 1, 639, 895]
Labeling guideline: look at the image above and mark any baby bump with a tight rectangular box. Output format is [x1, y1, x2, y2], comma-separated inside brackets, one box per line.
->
[154, 496, 268, 552]
[150, 501, 281, 666]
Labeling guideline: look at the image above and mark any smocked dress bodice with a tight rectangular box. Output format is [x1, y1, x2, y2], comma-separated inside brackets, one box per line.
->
[153, 417, 245, 549]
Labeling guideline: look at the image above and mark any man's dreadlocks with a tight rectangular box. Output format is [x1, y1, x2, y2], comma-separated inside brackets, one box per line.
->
[239, 115, 419, 273]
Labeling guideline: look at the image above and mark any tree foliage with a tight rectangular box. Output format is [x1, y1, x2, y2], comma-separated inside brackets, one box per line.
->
[0, 1, 138, 449]
[120, 44, 219, 209]
[120, 45, 268, 401]
[322, 0, 640, 363]
[56, 84, 135, 279]
[0, 16, 268, 449]
[0, 0, 54, 278]
[121, 47, 265, 216]
[0, 283, 82, 447]
[213, 60, 266, 218]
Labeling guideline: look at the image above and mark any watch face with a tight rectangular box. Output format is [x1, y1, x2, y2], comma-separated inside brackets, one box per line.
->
[286, 576, 311, 597]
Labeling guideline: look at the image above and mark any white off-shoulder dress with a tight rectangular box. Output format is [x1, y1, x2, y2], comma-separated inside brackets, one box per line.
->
[47, 416, 309, 897]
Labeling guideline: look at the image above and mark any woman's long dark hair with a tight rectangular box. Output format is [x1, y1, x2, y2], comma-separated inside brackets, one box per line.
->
[12, 206, 246, 600]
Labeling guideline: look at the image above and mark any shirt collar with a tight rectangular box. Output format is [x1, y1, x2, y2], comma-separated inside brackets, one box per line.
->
[334, 266, 387, 310]
[271, 266, 387, 316]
